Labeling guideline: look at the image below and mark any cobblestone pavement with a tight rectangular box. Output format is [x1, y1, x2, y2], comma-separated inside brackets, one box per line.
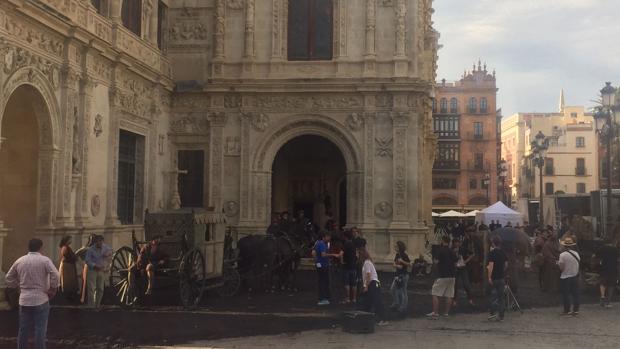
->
[145, 303, 620, 349]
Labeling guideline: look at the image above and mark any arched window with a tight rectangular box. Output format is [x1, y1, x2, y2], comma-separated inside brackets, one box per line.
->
[468, 97, 477, 113]
[288, 0, 333, 61]
[450, 98, 458, 114]
[480, 97, 488, 113]
[122, 0, 142, 36]
[440, 98, 448, 113]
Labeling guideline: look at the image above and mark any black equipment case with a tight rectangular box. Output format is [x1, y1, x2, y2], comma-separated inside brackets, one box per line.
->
[341, 311, 375, 334]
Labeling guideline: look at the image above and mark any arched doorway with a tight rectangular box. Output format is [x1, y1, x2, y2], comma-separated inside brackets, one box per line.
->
[271, 135, 346, 229]
[0, 85, 43, 268]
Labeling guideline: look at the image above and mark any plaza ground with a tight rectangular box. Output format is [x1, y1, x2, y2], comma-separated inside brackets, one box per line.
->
[148, 303, 620, 349]
[0, 270, 613, 348]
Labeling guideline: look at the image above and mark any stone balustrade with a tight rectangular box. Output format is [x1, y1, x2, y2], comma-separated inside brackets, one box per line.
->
[36, 0, 170, 77]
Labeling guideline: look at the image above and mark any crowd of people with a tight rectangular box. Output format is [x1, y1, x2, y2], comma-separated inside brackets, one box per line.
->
[308, 217, 620, 326]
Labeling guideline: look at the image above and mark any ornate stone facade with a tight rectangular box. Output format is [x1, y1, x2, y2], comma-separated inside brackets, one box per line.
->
[0, 0, 438, 269]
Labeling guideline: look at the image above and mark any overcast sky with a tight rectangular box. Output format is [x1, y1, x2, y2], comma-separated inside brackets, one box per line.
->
[433, 0, 620, 117]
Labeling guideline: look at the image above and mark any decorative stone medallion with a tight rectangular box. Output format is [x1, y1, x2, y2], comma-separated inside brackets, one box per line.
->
[224, 201, 239, 217]
[345, 113, 364, 131]
[375, 201, 393, 219]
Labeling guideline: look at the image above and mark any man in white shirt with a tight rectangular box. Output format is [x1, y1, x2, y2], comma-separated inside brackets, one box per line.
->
[6, 238, 59, 349]
[557, 236, 580, 316]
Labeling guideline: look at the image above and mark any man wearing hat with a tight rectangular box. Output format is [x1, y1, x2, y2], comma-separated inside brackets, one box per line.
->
[557, 236, 580, 316]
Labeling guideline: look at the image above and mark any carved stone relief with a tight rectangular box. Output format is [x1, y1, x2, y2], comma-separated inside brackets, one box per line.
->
[375, 137, 393, 157]
[375, 201, 393, 219]
[0, 40, 61, 89]
[242, 112, 270, 132]
[345, 113, 364, 131]
[169, 21, 208, 42]
[170, 114, 208, 133]
[93, 114, 103, 137]
[91, 195, 100, 217]
[225, 136, 240, 156]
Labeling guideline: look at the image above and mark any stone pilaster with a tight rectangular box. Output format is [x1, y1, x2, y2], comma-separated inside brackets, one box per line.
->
[393, 0, 408, 76]
[0, 227, 10, 310]
[208, 112, 226, 211]
[390, 110, 410, 230]
[363, 112, 376, 227]
[104, 86, 121, 226]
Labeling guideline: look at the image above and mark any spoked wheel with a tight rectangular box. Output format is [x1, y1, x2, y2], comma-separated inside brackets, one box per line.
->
[216, 263, 241, 297]
[109, 246, 140, 308]
[179, 248, 206, 309]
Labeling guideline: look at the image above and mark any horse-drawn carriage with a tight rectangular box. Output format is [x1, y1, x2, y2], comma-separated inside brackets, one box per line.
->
[109, 208, 240, 308]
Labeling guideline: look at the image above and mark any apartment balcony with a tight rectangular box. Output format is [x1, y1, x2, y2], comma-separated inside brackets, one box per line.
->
[433, 160, 461, 171]
[467, 161, 491, 172]
[575, 167, 587, 176]
[464, 131, 493, 141]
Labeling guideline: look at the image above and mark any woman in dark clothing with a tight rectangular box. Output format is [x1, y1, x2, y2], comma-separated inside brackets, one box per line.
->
[59, 235, 78, 300]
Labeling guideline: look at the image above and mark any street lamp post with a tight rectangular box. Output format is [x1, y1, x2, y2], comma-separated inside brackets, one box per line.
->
[594, 82, 617, 238]
[483, 172, 491, 205]
[498, 159, 508, 205]
[531, 131, 549, 227]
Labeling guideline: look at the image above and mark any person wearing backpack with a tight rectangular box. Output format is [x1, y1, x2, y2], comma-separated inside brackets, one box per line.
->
[558, 236, 580, 316]
[487, 235, 507, 322]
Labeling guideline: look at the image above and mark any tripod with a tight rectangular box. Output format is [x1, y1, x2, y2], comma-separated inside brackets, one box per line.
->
[504, 284, 523, 314]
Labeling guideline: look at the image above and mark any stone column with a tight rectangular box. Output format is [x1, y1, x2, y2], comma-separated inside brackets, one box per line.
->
[110, 0, 123, 23]
[0, 225, 10, 310]
[362, 112, 376, 227]
[363, 0, 377, 76]
[212, 0, 226, 76]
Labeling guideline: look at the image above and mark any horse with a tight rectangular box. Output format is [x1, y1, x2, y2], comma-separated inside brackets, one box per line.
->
[237, 233, 304, 292]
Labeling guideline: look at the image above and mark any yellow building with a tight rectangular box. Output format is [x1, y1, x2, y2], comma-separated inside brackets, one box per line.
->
[502, 92, 599, 206]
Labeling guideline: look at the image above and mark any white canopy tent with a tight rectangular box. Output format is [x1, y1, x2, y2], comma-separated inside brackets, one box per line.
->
[464, 210, 479, 217]
[439, 210, 467, 218]
[475, 201, 524, 226]
[432, 211, 440, 217]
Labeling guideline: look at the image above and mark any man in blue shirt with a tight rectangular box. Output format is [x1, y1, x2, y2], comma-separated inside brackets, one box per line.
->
[84, 235, 112, 308]
[314, 232, 338, 305]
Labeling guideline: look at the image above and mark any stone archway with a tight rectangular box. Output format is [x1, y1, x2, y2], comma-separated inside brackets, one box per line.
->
[247, 115, 363, 230]
[271, 135, 346, 229]
[0, 70, 58, 269]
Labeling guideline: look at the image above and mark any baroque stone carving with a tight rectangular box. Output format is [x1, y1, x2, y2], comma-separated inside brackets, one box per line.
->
[169, 21, 208, 41]
[224, 201, 239, 217]
[0, 40, 61, 88]
[395, 0, 407, 57]
[91, 195, 101, 217]
[227, 0, 245, 9]
[224, 95, 242, 108]
[93, 114, 103, 137]
[375, 137, 393, 157]
[380, 0, 394, 6]
[225, 136, 240, 156]
[375, 201, 393, 219]
[214, 0, 226, 58]
[170, 114, 208, 133]
[242, 112, 270, 132]
[346, 113, 364, 131]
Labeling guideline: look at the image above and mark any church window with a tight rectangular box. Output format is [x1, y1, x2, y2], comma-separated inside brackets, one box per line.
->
[288, 0, 333, 61]
[122, 0, 142, 36]
[117, 130, 145, 225]
[178, 150, 205, 208]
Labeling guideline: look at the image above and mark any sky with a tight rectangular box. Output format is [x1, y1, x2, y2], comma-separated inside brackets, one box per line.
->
[432, 0, 620, 117]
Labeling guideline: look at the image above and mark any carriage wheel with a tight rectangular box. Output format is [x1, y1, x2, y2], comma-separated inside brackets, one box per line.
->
[179, 248, 206, 309]
[109, 247, 140, 308]
[216, 265, 241, 297]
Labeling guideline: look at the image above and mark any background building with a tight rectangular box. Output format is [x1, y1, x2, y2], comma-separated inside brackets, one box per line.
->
[0, 0, 440, 276]
[432, 62, 500, 211]
[502, 94, 598, 208]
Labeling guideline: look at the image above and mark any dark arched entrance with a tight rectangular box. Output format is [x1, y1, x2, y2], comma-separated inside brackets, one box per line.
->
[0, 85, 42, 268]
[271, 135, 346, 229]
